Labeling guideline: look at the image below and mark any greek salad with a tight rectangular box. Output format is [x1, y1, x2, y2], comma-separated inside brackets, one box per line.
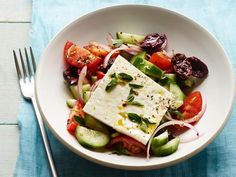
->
[63, 32, 208, 158]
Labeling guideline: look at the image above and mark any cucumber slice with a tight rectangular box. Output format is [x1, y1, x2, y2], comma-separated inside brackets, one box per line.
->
[169, 83, 185, 109]
[151, 131, 169, 150]
[130, 52, 164, 79]
[69, 84, 79, 99]
[165, 74, 177, 83]
[116, 32, 145, 44]
[82, 84, 91, 92]
[84, 115, 110, 135]
[152, 137, 180, 156]
[83, 91, 91, 103]
[66, 99, 77, 108]
[75, 126, 110, 148]
[91, 76, 98, 83]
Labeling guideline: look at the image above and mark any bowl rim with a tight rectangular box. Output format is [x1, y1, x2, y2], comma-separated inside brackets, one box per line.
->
[35, 4, 236, 170]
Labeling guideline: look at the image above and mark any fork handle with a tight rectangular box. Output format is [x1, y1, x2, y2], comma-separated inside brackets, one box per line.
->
[32, 97, 58, 177]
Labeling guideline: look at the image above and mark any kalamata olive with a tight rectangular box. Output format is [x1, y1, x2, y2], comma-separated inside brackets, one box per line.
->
[172, 54, 192, 80]
[172, 53, 208, 80]
[63, 66, 78, 85]
[140, 33, 167, 54]
[189, 57, 209, 78]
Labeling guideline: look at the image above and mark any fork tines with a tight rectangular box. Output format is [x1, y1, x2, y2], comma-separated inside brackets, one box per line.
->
[13, 47, 36, 81]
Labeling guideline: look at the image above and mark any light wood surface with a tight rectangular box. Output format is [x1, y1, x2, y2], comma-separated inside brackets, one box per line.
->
[0, 0, 31, 176]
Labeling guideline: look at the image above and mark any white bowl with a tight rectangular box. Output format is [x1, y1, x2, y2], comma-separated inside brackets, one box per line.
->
[35, 5, 235, 170]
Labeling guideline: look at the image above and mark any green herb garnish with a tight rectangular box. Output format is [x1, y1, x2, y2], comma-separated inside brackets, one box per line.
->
[126, 94, 135, 103]
[126, 101, 144, 107]
[118, 73, 133, 82]
[127, 113, 142, 123]
[105, 78, 118, 92]
[74, 115, 85, 126]
[139, 121, 148, 133]
[168, 109, 184, 119]
[129, 83, 144, 89]
[142, 117, 156, 124]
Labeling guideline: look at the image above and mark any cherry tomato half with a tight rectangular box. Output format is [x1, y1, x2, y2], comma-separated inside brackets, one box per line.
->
[67, 100, 85, 135]
[64, 41, 102, 71]
[149, 52, 174, 72]
[108, 134, 147, 155]
[179, 91, 202, 119]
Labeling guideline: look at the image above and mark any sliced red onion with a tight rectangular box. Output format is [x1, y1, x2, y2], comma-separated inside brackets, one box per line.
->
[146, 120, 199, 160]
[103, 46, 128, 68]
[77, 65, 87, 101]
[127, 44, 142, 50]
[106, 32, 114, 46]
[180, 132, 204, 143]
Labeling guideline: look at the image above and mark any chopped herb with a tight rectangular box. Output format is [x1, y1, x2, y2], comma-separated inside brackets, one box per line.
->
[112, 145, 131, 155]
[142, 117, 156, 124]
[126, 101, 144, 107]
[127, 113, 142, 123]
[139, 121, 148, 133]
[126, 94, 135, 103]
[105, 78, 118, 92]
[118, 73, 133, 82]
[129, 83, 144, 89]
[169, 109, 184, 119]
[110, 73, 117, 78]
[74, 115, 85, 126]
[158, 76, 169, 86]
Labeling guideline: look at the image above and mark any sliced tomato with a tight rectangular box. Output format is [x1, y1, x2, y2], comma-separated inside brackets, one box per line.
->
[64, 41, 74, 58]
[168, 91, 203, 135]
[67, 100, 85, 134]
[108, 134, 147, 155]
[179, 91, 202, 119]
[84, 41, 110, 58]
[96, 71, 105, 79]
[149, 52, 174, 72]
[64, 41, 102, 71]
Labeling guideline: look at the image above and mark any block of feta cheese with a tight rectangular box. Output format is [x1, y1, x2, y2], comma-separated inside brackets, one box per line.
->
[83, 55, 173, 145]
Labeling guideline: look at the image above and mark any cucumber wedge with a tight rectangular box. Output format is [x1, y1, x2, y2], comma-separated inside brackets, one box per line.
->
[82, 84, 91, 92]
[66, 98, 77, 108]
[83, 91, 91, 103]
[69, 84, 79, 99]
[75, 126, 110, 148]
[151, 131, 169, 150]
[130, 52, 164, 79]
[165, 74, 177, 83]
[84, 115, 110, 135]
[116, 32, 145, 44]
[169, 83, 185, 109]
[152, 137, 180, 157]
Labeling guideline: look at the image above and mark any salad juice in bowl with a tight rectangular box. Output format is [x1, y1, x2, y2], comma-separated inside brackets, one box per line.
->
[35, 5, 235, 170]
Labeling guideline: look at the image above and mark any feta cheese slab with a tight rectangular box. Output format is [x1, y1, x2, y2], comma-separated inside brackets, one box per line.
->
[83, 55, 173, 145]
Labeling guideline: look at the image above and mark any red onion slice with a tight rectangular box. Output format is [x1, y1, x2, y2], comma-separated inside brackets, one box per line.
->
[77, 65, 87, 102]
[146, 120, 199, 160]
[106, 32, 114, 46]
[103, 46, 128, 68]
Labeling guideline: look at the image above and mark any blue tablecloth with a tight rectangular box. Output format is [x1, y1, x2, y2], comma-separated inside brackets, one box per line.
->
[14, 0, 236, 177]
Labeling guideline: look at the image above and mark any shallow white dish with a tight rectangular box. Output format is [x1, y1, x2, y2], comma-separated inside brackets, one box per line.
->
[36, 5, 235, 170]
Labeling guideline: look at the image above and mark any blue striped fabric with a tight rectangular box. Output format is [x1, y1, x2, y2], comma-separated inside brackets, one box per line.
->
[14, 0, 236, 177]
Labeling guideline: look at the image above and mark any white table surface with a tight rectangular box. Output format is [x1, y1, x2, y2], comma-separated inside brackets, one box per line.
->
[0, 0, 31, 176]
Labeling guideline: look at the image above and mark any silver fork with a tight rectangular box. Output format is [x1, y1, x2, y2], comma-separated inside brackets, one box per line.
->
[13, 48, 58, 177]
